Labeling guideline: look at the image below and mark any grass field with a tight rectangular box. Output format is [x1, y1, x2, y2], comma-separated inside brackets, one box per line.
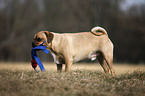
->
[0, 62, 145, 96]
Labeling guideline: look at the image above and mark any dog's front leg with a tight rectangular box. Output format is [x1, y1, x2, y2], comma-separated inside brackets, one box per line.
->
[57, 64, 63, 72]
[65, 58, 73, 72]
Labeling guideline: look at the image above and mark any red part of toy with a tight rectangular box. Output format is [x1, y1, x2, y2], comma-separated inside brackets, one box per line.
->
[31, 59, 38, 69]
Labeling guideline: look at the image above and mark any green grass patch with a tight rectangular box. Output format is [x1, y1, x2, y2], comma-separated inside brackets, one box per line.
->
[0, 69, 145, 96]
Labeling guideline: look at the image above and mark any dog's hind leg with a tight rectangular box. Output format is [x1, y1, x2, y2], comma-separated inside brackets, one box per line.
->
[97, 53, 110, 74]
[103, 51, 115, 76]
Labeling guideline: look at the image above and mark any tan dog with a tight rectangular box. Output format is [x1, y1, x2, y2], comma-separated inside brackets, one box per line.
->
[32, 26, 115, 76]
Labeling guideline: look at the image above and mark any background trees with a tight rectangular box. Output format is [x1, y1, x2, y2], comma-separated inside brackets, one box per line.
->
[0, 0, 145, 63]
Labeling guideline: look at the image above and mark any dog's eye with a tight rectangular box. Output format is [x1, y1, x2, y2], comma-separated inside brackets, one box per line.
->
[37, 38, 42, 42]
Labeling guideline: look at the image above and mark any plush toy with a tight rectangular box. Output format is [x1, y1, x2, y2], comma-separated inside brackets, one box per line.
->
[31, 59, 38, 69]
[31, 41, 49, 72]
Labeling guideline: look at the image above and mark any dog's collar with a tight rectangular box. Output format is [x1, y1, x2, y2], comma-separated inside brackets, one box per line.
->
[31, 41, 49, 72]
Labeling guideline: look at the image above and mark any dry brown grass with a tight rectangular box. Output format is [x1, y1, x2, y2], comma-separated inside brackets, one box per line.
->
[0, 62, 145, 96]
[0, 62, 145, 74]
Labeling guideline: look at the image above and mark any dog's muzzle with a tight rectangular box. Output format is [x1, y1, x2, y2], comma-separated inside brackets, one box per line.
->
[32, 42, 36, 47]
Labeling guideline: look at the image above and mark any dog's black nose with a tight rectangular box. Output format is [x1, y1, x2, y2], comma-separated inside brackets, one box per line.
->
[32, 42, 36, 47]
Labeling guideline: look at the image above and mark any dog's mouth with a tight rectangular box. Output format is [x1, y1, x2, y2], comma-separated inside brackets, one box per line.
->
[32, 42, 43, 47]
[32, 41, 46, 48]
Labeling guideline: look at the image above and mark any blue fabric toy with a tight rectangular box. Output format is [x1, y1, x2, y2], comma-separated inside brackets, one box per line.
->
[31, 41, 49, 72]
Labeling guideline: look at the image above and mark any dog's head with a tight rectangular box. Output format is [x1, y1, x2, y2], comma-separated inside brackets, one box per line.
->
[32, 31, 54, 48]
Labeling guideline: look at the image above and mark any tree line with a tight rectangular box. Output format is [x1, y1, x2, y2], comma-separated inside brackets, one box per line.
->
[0, 0, 145, 63]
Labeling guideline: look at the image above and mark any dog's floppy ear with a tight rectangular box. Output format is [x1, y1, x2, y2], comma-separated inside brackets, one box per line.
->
[44, 31, 54, 43]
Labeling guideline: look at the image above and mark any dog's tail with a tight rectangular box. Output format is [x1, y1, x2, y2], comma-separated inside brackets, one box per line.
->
[91, 26, 108, 36]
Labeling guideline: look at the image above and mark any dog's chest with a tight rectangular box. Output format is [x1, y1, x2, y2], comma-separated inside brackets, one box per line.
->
[51, 52, 65, 64]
